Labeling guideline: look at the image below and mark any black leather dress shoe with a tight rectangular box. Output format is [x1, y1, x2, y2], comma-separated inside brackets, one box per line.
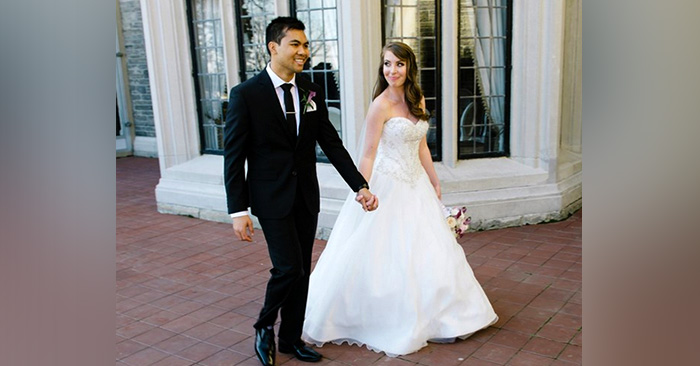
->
[254, 327, 275, 366]
[278, 340, 322, 362]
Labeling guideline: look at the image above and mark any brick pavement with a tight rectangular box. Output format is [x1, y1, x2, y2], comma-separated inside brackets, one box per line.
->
[117, 156, 582, 366]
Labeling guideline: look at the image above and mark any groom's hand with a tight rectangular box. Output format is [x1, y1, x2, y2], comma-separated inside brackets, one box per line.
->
[232, 215, 254, 242]
[355, 188, 379, 212]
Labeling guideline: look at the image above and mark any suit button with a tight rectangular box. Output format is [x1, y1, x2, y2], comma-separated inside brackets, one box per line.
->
[292, 171, 297, 176]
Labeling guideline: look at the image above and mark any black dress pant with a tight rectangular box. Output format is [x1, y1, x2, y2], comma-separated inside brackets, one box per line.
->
[254, 191, 318, 345]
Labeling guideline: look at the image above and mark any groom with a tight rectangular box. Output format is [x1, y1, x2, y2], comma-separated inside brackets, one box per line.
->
[223, 17, 378, 366]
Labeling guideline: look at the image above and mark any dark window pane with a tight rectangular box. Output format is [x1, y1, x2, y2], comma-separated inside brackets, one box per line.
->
[457, 0, 511, 159]
[188, 0, 227, 153]
[236, 0, 276, 79]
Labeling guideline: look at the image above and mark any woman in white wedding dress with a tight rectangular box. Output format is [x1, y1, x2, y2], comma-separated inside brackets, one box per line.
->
[302, 42, 497, 357]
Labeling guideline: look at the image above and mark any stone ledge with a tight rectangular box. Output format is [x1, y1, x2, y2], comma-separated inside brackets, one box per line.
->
[157, 203, 257, 226]
[156, 176, 226, 211]
[133, 136, 158, 158]
[316, 156, 550, 199]
[471, 198, 581, 231]
[160, 154, 224, 185]
[155, 154, 581, 238]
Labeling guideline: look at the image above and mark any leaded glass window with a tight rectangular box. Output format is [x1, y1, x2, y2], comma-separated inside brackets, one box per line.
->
[188, 0, 228, 153]
[235, 0, 276, 81]
[457, 0, 511, 158]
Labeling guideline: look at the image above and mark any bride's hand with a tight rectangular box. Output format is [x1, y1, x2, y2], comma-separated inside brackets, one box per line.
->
[356, 188, 378, 212]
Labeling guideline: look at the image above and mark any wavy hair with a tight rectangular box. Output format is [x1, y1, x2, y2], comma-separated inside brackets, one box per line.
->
[372, 42, 430, 121]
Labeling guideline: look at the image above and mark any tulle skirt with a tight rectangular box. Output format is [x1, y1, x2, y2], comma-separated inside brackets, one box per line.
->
[302, 170, 498, 356]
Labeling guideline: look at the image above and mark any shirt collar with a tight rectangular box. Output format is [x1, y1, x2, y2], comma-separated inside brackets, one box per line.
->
[266, 63, 296, 89]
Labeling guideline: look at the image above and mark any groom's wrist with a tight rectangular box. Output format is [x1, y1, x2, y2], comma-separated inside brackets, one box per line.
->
[355, 182, 369, 192]
[230, 210, 249, 218]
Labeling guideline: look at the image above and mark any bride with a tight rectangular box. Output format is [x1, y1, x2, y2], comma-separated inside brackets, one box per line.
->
[302, 41, 498, 357]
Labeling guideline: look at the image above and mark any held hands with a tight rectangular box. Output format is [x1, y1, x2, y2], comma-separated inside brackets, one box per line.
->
[232, 215, 254, 242]
[355, 188, 379, 212]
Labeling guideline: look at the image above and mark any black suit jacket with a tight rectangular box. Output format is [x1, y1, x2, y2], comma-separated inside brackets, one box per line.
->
[223, 71, 367, 219]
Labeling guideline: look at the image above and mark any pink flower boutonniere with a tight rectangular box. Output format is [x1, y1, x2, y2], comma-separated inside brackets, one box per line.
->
[301, 90, 317, 114]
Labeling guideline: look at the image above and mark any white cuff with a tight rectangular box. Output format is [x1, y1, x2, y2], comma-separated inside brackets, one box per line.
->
[230, 210, 249, 218]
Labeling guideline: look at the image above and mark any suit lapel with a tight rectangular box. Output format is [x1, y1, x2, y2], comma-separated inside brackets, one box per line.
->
[296, 84, 306, 149]
[295, 78, 316, 149]
[255, 71, 298, 145]
[256, 72, 288, 127]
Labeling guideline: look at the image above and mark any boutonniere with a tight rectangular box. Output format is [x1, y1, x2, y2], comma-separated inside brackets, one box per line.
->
[300, 89, 317, 114]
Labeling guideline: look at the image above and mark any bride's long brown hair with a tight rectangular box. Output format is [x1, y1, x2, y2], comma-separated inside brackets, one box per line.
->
[372, 42, 430, 121]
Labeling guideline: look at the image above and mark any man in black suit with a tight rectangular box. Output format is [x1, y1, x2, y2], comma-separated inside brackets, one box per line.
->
[223, 17, 378, 366]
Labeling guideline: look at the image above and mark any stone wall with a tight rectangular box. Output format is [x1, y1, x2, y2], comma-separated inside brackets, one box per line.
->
[118, 0, 155, 138]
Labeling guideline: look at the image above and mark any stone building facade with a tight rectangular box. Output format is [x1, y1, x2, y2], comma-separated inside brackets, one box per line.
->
[119, 0, 582, 238]
[117, 0, 157, 157]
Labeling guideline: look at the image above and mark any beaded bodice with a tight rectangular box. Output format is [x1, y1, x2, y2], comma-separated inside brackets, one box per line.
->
[373, 117, 429, 185]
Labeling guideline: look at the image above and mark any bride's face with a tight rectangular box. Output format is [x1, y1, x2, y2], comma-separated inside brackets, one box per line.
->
[383, 51, 407, 88]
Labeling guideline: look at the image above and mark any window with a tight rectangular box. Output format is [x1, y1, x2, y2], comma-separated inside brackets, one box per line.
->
[294, 0, 342, 162]
[235, 0, 276, 82]
[382, 0, 441, 161]
[457, 0, 511, 158]
[187, 0, 228, 153]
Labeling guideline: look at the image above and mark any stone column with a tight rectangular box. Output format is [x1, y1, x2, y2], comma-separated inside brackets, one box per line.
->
[510, 0, 566, 179]
[140, 0, 201, 172]
[337, 0, 382, 158]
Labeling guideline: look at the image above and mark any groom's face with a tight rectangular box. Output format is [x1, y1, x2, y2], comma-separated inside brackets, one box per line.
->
[269, 28, 310, 80]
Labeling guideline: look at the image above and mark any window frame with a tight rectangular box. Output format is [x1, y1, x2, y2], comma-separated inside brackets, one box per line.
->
[186, 0, 229, 155]
[292, 0, 343, 163]
[456, 0, 513, 159]
[380, 0, 442, 161]
[233, 0, 276, 82]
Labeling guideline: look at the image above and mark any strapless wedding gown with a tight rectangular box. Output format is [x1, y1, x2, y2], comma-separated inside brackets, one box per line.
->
[302, 117, 497, 357]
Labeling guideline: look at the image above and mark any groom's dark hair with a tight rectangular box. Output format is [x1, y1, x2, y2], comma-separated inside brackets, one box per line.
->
[266, 16, 306, 55]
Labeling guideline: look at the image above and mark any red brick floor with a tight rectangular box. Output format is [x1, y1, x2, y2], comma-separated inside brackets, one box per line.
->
[117, 157, 582, 366]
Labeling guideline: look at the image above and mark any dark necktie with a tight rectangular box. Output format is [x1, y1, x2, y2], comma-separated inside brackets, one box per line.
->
[280, 83, 296, 139]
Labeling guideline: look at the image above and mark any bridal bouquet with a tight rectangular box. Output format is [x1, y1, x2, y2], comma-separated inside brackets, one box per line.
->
[442, 204, 471, 239]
